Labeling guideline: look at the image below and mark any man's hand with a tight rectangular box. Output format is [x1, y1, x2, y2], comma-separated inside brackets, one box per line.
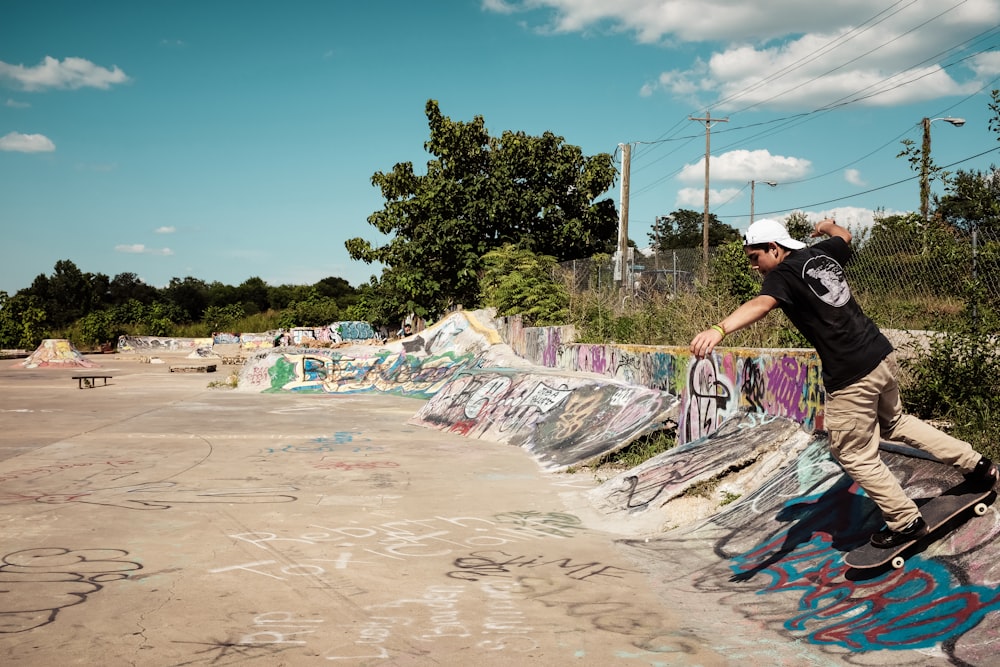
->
[690, 327, 725, 359]
[811, 217, 851, 243]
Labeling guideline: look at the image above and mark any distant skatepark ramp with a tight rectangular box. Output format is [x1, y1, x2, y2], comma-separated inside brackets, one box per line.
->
[18, 339, 99, 369]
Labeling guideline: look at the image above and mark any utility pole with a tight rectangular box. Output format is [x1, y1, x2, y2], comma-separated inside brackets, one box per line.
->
[617, 142, 631, 290]
[689, 112, 728, 266]
[750, 180, 777, 223]
[920, 116, 965, 223]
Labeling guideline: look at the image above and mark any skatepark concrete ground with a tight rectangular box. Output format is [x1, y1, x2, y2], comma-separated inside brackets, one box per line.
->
[0, 354, 987, 666]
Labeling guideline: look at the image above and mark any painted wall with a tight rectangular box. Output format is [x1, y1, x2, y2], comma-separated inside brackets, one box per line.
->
[497, 316, 824, 444]
[117, 335, 213, 352]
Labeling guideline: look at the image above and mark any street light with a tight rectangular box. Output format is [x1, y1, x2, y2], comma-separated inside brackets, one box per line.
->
[920, 116, 965, 222]
[750, 180, 777, 223]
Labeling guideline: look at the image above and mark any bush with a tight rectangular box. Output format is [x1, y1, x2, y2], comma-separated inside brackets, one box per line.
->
[900, 331, 1000, 459]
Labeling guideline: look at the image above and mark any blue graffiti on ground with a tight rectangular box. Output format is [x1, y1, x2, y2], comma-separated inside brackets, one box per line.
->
[729, 489, 1000, 652]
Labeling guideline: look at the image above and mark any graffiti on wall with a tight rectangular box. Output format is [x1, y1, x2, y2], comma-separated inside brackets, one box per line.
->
[553, 343, 822, 445]
[500, 313, 826, 444]
[238, 349, 478, 398]
[410, 370, 678, 471]
[588, 412, 811, 516]
[117, 335, 213, 352]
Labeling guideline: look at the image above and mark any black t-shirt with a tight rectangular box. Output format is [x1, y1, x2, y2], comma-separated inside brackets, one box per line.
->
[759, 237, 893, 392]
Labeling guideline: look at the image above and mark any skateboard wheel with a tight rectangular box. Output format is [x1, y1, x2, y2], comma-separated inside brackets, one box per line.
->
[891, 556, 905, 569]
[974, 503, 989, 516]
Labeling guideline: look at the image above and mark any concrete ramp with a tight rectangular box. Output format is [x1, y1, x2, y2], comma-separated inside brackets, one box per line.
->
[18, 339, 99, 369]
[615, 440, 1000, 663]
[236, 347, 481, 398]
[409, 368, 678, 472]
[585, 412, 814, 534]
[235, 310, 535, 397]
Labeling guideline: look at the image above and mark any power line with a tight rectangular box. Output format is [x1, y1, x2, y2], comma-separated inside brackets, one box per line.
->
[721, 144, 1000, 220]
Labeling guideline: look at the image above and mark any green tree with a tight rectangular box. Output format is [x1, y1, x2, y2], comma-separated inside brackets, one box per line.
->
[0, 292, 49, 348]
[937, 168, 1000, 233]
[783, 211, 813, 243]
[346, 99, 618, 322]
[163, 277, 208, 321]
[77, 310, 117, 347]
[268, 283, 312, 310]
[23, 260, 107, 328]
[235, 277, 270, 315]
[710, 239, 760, 303]
[277, 290, 340, 329]
[480, 244, 569, 326]
[203, 304, 247, 332]
[648, 209, 740, 250]
[109, 272, 158, 305]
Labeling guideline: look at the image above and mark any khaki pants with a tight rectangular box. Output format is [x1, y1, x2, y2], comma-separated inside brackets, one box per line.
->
[824, 355, 981, 531]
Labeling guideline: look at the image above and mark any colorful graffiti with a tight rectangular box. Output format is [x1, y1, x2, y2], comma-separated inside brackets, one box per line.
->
[588, 412, 812, 517]
[621, 440, 1000, 664]
[117, 335, 213, 352]
[238, 349, 478, 398]
[411, 369, 678, 471]
[547, 339, 822, 444]
[330, 321, 377, 341]
[496, 315, 825, 444]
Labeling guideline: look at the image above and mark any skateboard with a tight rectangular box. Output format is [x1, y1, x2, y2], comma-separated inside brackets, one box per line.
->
[844, 482, 996, 570]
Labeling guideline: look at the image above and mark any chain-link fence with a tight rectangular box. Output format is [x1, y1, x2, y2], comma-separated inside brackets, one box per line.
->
[559, 225, 1000, 333]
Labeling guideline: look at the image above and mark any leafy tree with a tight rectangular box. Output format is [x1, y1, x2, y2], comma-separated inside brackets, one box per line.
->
[312, 276, 355, 300]
[346, 99, 618, 322]
[202, 304, 247, 332]
[710, 239, 759, 303]
[936, 168, 1000, 233]
[480, 244, 569, 325]
[22, 260, 107, 328]
[235, 277, 270, 315]
[648, 209, 740, 250]
[164, 277, 208, 321]
[783, 211, 813, 243]
[77, 310, 117, 347]
[267, 283, 311, 311]
[0, 292, 48, 348]
[277, 290, 340, 329]
[111, 299, 147, 326]
[109, 272, 158, 305]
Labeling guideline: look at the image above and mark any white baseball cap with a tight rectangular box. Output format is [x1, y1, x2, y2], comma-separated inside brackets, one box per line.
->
[743, 218, 806, 250]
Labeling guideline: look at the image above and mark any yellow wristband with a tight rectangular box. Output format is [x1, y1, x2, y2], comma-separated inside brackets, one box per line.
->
[710, 324, 726, 338]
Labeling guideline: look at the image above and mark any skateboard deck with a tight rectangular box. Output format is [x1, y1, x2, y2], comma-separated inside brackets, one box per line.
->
[844, 482, 996, 570]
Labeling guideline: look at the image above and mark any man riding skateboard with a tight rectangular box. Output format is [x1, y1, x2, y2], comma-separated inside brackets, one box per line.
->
[690, 217, 998, 548]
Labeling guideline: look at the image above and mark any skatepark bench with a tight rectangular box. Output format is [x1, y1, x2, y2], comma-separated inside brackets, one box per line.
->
[72, 374, 112, 389]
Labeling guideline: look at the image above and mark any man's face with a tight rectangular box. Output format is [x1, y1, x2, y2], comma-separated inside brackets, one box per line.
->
[745, 243, 782, 276]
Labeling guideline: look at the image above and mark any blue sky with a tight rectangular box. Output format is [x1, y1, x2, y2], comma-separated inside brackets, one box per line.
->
[2, 0, 999, 294]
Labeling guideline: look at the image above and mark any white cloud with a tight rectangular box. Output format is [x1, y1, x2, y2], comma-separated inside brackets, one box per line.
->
[5, 98, 29, 108]
[0, 56, 129, 91]
[970, 50, 1000, 77]
[155, 226, 176, 234]
[844, 168, 865, 186]
[115, 244, 174, 256]
[487, 1, 1000, 110]
[0, 131, 55, 152]
[676, 186, 741, 208]
[805, 205, 904, 231]
[678, 149, 811, 184]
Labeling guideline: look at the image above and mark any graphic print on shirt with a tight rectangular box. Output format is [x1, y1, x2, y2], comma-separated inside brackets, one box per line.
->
[802, 255, 851, 307]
